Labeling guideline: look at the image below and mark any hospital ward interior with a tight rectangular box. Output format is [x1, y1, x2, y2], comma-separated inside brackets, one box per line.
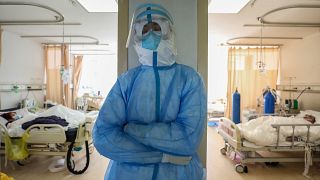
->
[0, 0, 319, 179]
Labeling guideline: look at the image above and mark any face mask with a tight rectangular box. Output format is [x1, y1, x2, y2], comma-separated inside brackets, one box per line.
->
[134, 38, 177, 66]
[14, 115, 22, 120]
[142, 31, 162, 50]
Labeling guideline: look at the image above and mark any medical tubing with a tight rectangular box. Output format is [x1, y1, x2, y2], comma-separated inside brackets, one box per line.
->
[66, 140, 90, 174]
[296, 87, 309, 100]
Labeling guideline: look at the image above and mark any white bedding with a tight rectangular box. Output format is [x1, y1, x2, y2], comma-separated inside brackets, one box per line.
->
[238, 110, 320, 146]
[37, 105, 85, 128]
[1, 105, 91, 137]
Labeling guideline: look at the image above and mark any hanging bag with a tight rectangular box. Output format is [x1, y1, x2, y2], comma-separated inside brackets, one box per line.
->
[4, 133, 29, 161]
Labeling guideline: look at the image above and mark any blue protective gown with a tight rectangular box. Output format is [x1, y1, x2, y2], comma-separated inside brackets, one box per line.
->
[93, 63, 206, 180]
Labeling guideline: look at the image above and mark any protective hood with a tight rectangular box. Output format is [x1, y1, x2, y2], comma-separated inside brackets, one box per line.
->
[126, 3, 177, 67]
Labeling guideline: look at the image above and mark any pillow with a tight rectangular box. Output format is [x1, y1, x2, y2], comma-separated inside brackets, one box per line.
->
[0, 116, 7, 127]
[297, 110, 320, 122]
[6, 114, 38, 129]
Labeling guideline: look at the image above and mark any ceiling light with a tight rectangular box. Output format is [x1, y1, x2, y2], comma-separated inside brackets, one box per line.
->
[208, 0, 250, 13]
[77, 0, 117, 12]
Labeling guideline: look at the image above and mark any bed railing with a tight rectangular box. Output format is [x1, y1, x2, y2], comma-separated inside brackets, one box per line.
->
[25, 124, 66, 143]
[271, 124, 320, 148]
[218, 117, 242, 149]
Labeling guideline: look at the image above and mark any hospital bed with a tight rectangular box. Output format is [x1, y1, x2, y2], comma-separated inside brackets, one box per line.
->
[207, 100, 225, 118]
[218, 116, 320, 174]
[0, 107, 98, 175]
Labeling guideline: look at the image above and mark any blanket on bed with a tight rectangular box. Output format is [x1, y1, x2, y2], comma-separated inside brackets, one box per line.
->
[1, 105, 86, 137]
[238, 110, 320, 146]
[21, 115, 69, 130]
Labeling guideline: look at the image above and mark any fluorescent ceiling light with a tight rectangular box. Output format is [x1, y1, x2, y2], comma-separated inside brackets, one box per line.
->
[208, 0, 250, 13]
[77, 0, 118, 12]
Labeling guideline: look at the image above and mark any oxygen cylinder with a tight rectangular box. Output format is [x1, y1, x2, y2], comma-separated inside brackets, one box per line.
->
[232, 89, 241, 124]
[264, 91, 275, 114]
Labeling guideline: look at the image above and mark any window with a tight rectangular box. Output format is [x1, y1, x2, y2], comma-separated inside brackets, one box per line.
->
[78, 55, 117, 98]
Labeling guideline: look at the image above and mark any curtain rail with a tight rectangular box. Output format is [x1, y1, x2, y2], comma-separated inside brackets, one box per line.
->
[225, 36, 303, 47]
[0, 2, 64, 25]
[21, 35, 100, 45]
[257, 5, 320, 27]
[0, 22, 81, 26]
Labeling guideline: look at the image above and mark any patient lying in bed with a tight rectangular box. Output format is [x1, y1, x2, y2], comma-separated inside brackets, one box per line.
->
[304, 114, 316, 124]
[0, 112, 18, 126]
[1, 105, 86, 137]
[238, 110, 320, 146]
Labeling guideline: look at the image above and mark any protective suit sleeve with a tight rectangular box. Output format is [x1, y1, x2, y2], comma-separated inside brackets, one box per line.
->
[93, 80, 163, 164]
[124, 73, 206, 156]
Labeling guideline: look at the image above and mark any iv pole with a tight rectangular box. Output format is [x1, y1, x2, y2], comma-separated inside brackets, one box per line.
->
[61, 22, 66, 106]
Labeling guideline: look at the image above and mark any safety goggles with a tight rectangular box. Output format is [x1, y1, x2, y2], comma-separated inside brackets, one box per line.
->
[133, 17, 171, 41]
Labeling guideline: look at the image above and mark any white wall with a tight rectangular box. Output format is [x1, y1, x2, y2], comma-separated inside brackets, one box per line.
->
[280, 32, 320, 111]
[128, 0, 197, 69]
[0, 31, 44, 109]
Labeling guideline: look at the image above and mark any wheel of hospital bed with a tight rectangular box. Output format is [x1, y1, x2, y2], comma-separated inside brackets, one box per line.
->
[220, 147, 227, 155]
[235, 164, 248, 173]
[16, 155, 31, 166]
[17, 161, 25, 166]
[66, 140, 90, 175]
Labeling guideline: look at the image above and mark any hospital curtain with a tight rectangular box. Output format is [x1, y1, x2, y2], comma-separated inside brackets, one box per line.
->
[72, 55, 83, 107]
[0, 26, 3, 65]
[45, 45, 74, 108]
[225, 47, 280, 120]
[45, 46, 63, 104]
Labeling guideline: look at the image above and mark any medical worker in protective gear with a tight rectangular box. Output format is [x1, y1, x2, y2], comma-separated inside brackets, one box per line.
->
[93, 3, 206, 180]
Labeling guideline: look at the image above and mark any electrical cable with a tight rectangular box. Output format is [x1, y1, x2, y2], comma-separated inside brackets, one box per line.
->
[296, 87, 311, 100]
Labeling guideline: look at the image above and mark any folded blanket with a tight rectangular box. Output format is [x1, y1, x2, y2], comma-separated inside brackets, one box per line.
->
[22, 115, 69, 130]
